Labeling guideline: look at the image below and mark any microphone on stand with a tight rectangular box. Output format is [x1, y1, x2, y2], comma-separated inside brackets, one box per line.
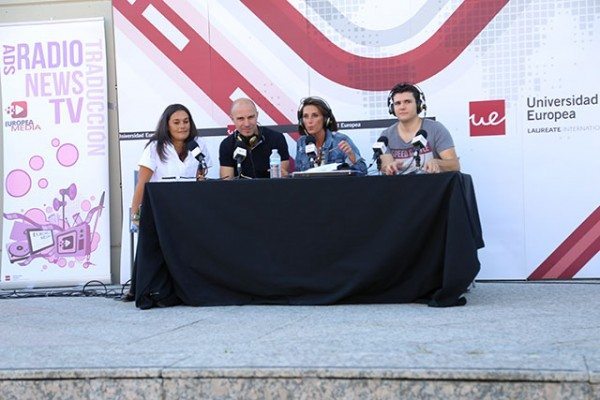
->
[305, 135, 317, 169]
[369, 136, 388, 173]
[411, 129, 428, 171]
[233, 140, 248, 179]
[186, 140, 207, 180]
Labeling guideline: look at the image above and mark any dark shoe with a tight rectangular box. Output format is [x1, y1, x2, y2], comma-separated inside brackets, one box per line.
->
[120, 292, 135, 302]
[155, 293, 182, 308]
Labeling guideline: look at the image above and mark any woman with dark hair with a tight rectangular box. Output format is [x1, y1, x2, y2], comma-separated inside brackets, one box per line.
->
[122, 104, 211, 302]
[294, 97, 367, 174]
[130, 103, 211, 219]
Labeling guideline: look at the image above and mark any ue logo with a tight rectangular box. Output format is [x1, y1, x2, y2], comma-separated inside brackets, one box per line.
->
[5, 101, 28, 118]
[469, 100, 506, 136]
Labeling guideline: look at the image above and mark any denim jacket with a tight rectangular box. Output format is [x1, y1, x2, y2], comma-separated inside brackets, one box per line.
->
[295, 130, 367, 175]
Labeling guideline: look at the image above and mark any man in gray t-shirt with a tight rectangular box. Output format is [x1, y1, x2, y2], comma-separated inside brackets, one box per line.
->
[380, 83, 460, 175]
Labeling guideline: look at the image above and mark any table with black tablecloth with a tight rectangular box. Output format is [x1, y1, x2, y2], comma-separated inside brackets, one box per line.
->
[133, 172, 483, 309]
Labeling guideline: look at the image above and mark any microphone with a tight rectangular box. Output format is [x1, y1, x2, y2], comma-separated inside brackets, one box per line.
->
[411, 129, 428, 171]
[371, 136, 388, 173]
[186, 140, 207, 179]
[305, 135, 317, 168]
[371, 136, 388, 161]
[411, 129, 428, 149]
[233, 141, 247, 178]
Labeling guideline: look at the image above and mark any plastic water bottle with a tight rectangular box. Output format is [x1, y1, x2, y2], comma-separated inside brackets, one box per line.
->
[269, 149, 282, 178]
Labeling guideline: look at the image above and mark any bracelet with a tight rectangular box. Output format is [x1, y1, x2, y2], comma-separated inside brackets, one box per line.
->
[131, 211, 140, 222]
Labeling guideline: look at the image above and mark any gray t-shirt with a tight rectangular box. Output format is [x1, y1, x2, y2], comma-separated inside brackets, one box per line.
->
[381, 118, 455, 174]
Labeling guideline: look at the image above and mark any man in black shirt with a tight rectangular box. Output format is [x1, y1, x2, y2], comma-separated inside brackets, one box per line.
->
[219, 98, 290, 179]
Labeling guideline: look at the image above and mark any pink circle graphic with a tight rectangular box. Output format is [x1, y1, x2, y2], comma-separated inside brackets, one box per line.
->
[51, 138, 60, 147]
[57, 258, 67, 268]
[5, 169, 32, 197]
[25, 208, 47, 224]
[56, 144, 79, 167]
[38, 178, 48, 189]
[29, 156, 44, 171]
[81, 199, 91, 211]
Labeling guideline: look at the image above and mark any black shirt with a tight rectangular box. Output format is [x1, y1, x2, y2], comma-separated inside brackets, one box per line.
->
[219, 127, 290, 178]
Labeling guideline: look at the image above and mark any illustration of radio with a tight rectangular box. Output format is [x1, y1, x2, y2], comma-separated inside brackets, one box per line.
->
[3, 184, 105, 266]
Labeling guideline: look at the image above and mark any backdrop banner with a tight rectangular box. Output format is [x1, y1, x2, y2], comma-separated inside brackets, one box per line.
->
[113, 1, 600, 280]
[1, 18, 111, 288]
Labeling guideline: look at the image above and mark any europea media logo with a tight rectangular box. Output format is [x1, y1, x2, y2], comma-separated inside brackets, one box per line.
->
[5, 101, 28, 118]
[469, 100, 506, 136]
[4, 100, 41, 131]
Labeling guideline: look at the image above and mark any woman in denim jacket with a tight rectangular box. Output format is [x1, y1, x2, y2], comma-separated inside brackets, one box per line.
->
[294, 97, 367, 175]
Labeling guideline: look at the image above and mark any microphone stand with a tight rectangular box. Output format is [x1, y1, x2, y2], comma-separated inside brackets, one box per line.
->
[376, 156, 383, 175]
[196, 159, 207, 181]
[235, 158, 252, 179]
[413, 148, 426, 174]
[236, 159, 243, 179]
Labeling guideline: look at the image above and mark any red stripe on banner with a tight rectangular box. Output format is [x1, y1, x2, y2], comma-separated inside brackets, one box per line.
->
[240, 0, 508, 90]
[112, 0, 294, 128]
[528, 206, 600, 280]
[561, 234, 600, 279]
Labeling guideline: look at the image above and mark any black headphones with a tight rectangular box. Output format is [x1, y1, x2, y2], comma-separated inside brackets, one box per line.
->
[235, 126, 263, 149]
[297, 96, 335, 135]
[387, 83, 427, 116]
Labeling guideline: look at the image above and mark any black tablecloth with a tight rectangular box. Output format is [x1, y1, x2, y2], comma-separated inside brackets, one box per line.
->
[133, 172, 483, 309]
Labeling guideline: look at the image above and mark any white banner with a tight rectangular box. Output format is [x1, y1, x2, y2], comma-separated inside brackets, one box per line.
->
[1, 18, 111, 288]
[113, 1, 600, 280]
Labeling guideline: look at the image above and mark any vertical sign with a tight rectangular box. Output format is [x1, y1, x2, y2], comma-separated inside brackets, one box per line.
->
[1, 18, 111, 288]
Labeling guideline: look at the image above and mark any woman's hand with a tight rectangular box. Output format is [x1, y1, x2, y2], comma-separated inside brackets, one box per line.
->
[338, 140, 356, 164]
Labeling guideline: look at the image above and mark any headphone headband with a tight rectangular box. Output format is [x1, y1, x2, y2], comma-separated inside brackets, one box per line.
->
[387, 83, 427, 116]
[297, 96, 336, 135]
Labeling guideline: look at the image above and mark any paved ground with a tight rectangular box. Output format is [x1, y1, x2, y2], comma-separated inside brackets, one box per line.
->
[0, 281, 598, 379]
